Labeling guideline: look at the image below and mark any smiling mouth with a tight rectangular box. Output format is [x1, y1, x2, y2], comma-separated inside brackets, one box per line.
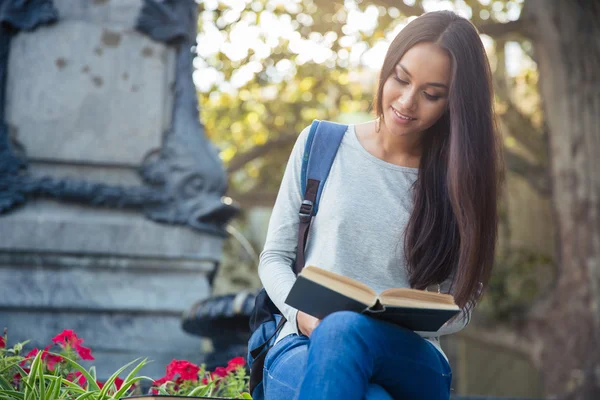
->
[391, 107, 416, 120]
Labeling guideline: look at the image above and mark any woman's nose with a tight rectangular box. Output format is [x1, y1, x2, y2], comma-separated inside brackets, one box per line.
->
[399, 91, 417, 112]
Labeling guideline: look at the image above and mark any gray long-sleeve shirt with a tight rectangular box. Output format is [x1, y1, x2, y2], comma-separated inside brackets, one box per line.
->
[258, 124, 471, 361]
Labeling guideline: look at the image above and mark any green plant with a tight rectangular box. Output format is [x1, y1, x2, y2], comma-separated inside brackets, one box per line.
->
[0, 329, 253, 399]
[150, 357, 251, 398]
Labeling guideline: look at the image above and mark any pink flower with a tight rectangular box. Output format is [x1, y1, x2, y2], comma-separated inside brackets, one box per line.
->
[113, 377, 124, 390]
[74, 344, 94, 361]
[212, 366, 228, 378]
[52, 330, 83, 347]
[20, 348, 39, 366]
[51, 329, 94, 360]
[153, 376, 169, 387]
[13, 368, 30, 383]
[66, 371, 87, 387]
[225, 356, 245, 373]
[174, 377, 184, 391]
[151, 375, 169, 394]
[41, 345, 63, 371]
[98, 377, 124, 391]
[165, 359, 200, 381]
[0, 336, 5, 348]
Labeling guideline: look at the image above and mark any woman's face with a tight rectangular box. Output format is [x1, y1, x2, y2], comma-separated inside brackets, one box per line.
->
[380, 42, 451, 138]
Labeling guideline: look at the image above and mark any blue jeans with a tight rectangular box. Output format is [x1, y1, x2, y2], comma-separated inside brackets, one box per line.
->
[263, 311, 452, 400]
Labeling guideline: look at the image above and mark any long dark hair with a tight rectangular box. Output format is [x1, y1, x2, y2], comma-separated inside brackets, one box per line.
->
[374, 11, 504, 308]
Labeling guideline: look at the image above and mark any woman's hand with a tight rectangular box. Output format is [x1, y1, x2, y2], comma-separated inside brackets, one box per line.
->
[296, 311, 321, 337]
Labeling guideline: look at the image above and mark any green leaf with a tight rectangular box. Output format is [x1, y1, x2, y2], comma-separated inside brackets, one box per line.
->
[0, 373, 15, 390]
[36, 352, 45, 400]
[58, 355, 100, 392]
[0, 359, 20, 375]
[157, 383, 170, 395]
[88, 366, 97, 382]
[113, 375, 152, 399]
[0, 389, 25, 400]
[98, 358, 143, 399]
[113, 358, 150, 399]
[188, 381, 215, 397]
[23, 351, 43, 400]
[46, 375, 61, 400]
[74, 392, 98, 400]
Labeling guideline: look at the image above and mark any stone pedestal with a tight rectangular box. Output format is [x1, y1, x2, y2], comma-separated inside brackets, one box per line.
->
[0, 200, 223, 378]
[5, 0, 175, 165]
[0, 0, 235, 380]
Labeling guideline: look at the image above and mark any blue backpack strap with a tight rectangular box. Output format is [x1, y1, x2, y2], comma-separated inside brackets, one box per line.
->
[300, 121, 319, 197]
[304, 120, 347, 213]
[295, 120, 347, 273]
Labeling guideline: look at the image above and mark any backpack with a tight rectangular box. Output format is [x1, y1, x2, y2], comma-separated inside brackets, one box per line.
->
[247, 119, 348, 398]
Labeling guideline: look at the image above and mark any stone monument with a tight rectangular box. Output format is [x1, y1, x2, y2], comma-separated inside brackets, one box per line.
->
[0, 0, 238, 378]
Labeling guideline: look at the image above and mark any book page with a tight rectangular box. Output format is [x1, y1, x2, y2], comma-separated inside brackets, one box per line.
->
[302, 266, 377, 306]
[379, 288, 459, 310]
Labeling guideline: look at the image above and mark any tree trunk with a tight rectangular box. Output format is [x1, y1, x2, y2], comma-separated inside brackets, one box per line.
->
[525, 0, 600, 398]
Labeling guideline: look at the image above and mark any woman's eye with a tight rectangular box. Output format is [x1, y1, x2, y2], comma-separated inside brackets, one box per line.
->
[424, 92, 440, 101]
[394, 76, 408, 85]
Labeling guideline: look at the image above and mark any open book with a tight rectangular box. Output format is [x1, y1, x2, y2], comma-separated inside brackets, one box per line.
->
[285, 266, 460, 332]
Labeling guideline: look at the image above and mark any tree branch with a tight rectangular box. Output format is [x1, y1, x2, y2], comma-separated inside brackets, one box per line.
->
[494, 41, 548, 164]
[505, 148, 551, 196]
[477, 19, 528, 39]
[226, 132, 297, 173]
[500, 103, 549, 164]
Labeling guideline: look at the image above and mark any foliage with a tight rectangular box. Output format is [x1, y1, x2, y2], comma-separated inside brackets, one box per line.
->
[479, 248, 554, 321]
[194, 0, 535, 205]
[0, 329, 251, 399]
[151, 357, 251, 399]
[195, 0, 403, 199]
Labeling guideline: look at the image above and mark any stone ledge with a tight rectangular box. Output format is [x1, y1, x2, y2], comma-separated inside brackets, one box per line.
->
[0, 200, 223, 260]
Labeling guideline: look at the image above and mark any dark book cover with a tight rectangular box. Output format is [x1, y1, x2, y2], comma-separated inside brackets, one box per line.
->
[365, 305, 459, 332]
[285, 275, 460, 332]
[285, 275, 368, 319]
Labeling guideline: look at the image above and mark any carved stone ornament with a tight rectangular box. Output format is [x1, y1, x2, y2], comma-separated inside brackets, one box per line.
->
[0, 0, 238, 236]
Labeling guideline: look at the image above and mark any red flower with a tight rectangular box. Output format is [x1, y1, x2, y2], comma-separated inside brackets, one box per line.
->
[66, 371, 87, 387]
[74, 344, 94, 361]
[113, 377, 124, 390]
[0, 336, 5, 348]
[20, 348, 39, 366]
[98, 377, 124, 391]
[212, 366, 228, 378]
[225, 356, 246, 373]
[153, 376, 169, 387]
[165, 360, 200, 381]
[13, 368, 30, 384]
[52, 330, 83, 347]
[52, 330, 94, 360]
[41, 345, 63, 371]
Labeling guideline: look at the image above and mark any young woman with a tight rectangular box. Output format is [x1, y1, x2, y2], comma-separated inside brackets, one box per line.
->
[257, 10, 503, 400]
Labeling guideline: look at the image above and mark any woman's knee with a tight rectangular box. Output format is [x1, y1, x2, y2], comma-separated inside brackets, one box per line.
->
[309, 311, 375, 356]
[263, 335, 308, 398]
[313, 311, 370, 338]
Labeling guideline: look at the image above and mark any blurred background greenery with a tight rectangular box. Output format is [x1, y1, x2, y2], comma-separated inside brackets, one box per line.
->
[198, 0, 600, 399]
